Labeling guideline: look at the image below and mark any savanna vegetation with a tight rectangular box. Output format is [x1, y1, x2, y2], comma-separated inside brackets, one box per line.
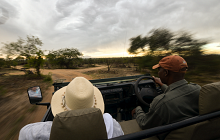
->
[0, 28, 219, 83]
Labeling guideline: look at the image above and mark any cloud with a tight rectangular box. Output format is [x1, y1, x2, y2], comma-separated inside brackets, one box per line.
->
[0, 0, 220, 57]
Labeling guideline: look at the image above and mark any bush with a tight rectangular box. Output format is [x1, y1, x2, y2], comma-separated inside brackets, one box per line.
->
[43, 72, 53, 82]
[138, 55, 161, 71]
[185, 55, 220, 74]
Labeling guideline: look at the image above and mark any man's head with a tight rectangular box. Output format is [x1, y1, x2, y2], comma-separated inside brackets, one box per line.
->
[152, 55, 188, 85]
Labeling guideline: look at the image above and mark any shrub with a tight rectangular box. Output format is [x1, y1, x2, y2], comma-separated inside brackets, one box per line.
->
[43, 72, 53, 82]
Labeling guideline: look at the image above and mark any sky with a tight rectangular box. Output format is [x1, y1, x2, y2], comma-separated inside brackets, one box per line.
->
[0, 0, 220, 58]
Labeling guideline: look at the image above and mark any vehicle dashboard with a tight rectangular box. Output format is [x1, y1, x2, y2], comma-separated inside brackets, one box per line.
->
[42, 75, 161, 122]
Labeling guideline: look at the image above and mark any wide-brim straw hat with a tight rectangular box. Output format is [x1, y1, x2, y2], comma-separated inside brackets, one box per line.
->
[51, 77, 104, 116]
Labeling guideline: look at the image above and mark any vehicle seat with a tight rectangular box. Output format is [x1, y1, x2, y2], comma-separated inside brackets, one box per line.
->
[49, 108, 107, 140]
[119, 119, 142, 135]
[190, 81, 220, 140]
[165, 82, 220, 140]
[119, 119, 158, 140]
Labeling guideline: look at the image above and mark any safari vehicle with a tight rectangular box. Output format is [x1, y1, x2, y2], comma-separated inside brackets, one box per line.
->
[27, 74, 220, 140]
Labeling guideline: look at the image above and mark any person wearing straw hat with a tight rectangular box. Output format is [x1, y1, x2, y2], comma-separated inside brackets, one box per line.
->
[19, 77, 124, 140]
[134, 55, 201, 140]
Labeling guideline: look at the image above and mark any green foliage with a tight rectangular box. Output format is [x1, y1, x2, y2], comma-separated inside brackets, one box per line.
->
[171, 32, 208, 56]
[4, 57, 13, 68]
[0, 58, 5, 68]
[28, 50, 44, 76]
[11, 60, 18, 69]
[14, 56, 26, 65]
[46, 48, 83, 69]
[1, 35, 44, 76]
[1, 35, 43, 59]
[24, 64, 30, 68]
[137, 54, 220, 76]
[105, 58, 116, 71]
[43, 72, 53, 82]
[128, 28, 208, 56]
[185, 55, 220, 74]
[148, 28, 174, 52]
[138, 55, 157, 69]
[128, 35, 148, 54]
[87, 58, 96, 67]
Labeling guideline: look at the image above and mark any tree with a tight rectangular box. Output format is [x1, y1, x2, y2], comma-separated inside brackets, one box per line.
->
[1, 35, 45, 76]
[171, 32, 208, 56]
[1, 35, 43, 60]
[128, 28, 208, 56]
[128, 35, 148, 54]
[28, 50, 44, 76]
[105, 58, 115, 71]
[0, 58, 5, 68]
[47, 48, 83, 69]
[148, 28, 174, 52]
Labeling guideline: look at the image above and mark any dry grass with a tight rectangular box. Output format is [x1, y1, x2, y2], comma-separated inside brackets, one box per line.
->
[84, 67, 144, 79]
[85, 67, 220, 87]
[0, 74, 52, 140]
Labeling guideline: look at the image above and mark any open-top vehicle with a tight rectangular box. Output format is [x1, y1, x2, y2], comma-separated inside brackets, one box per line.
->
[27, 74, 220, 140]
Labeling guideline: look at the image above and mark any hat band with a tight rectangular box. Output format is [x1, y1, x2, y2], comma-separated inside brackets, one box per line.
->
[61, 93, 97, 111]
[62, 95, 71, 111]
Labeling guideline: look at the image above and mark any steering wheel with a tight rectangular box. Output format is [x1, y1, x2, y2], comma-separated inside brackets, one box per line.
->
[134, 76, 158, 107]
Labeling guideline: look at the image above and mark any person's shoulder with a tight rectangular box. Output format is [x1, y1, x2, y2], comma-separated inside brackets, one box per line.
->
[21, 121, 53, 130]
[19, 121, 53, 140]
[187, 82, 201, 90]
[150, 94, 166, 109]
[103, 113, 112, 118]
[188, 82, 200, 86]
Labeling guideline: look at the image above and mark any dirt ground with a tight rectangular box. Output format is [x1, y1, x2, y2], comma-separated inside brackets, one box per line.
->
[0, 65, 117, 140]
[15, 65, 107, 81]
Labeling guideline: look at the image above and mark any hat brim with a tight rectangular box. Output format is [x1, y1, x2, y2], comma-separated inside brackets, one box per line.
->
[152, 64, 160, 69]
[51, 86, 104, 117]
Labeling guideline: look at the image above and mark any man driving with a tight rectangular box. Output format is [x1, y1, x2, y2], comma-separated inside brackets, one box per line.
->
[135, 55, 201, 140]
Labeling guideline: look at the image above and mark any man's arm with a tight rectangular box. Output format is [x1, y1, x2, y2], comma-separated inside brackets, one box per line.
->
[135, 106, 164, 130]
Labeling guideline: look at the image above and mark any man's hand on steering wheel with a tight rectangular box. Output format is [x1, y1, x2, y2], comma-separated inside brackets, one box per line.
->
[152, 76, 164, 87]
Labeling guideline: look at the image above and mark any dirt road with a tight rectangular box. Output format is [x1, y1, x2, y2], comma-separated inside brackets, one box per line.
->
[15, 65, 106, 81]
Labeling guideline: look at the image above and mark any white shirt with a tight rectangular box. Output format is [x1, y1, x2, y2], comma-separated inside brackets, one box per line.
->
[19, 113, 124, 140]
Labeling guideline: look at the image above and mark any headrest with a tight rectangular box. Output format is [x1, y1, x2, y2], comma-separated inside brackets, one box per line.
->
[199, 82, 220, 115]
[50, 108, 107, 140]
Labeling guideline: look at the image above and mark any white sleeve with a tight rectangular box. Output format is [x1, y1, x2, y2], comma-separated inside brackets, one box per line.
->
[19, 121, 53, 140]
[103, 113, 124, 139]
[112, 118, 124, 138]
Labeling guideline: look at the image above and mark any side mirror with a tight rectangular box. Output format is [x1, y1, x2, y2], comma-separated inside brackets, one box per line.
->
[27, 86, 43, 104]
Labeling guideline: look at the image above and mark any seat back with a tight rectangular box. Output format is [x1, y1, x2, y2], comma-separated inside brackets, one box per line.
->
[119, 119, 142, 135]
[50, 108, 107, 140]
[191, 82, 220, 140]
[119, 119, 158, 140]
[165, 82, 220, 140]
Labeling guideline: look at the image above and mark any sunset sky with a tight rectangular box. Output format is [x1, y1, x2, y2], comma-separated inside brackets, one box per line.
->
[0, 0, 220, 58]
